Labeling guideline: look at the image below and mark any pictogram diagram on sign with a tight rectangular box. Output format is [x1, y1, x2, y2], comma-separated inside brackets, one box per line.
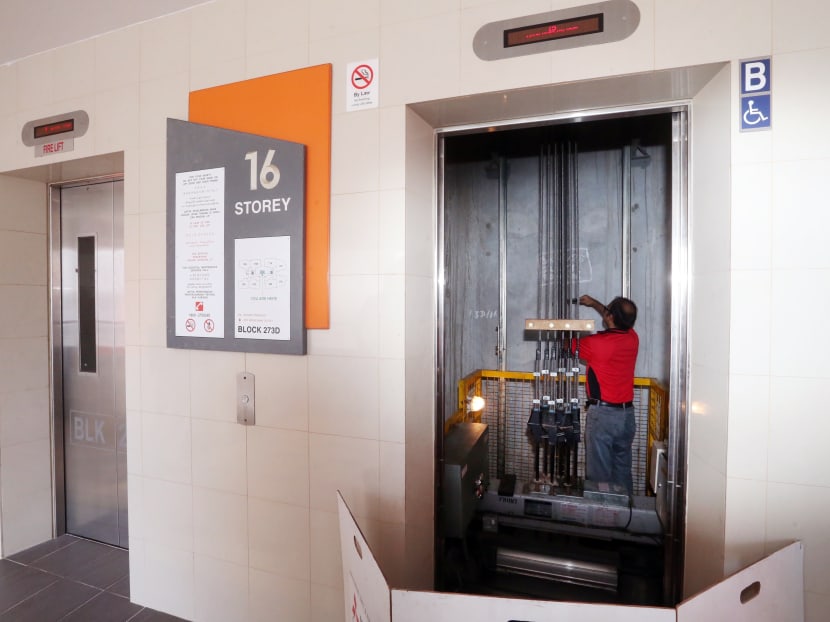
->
[237, 257, 288, 291]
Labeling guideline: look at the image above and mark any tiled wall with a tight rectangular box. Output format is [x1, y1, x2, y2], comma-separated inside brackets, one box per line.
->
[0, 176, 51, 555]
[1, 0, 830, 620]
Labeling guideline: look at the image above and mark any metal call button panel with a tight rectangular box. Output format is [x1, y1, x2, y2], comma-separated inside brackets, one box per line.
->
[237, 371, 255, 425]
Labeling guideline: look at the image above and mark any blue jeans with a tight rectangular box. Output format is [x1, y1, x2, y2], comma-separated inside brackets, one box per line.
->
[586, 404, 636, 494]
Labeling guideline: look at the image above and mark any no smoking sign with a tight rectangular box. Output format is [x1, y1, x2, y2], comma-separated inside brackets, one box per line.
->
[346, 59, 378, 111]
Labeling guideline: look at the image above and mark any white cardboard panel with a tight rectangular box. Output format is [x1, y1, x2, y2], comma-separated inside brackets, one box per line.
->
[338, 491, 391, 622]
[677, 541, 803, 622]
[392, 590, 674, 622]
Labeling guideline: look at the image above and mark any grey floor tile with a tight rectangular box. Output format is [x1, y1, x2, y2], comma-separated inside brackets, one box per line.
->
[0, 565, 60, 614]
[7, 535, 79, 565]
[0, 576, 99, 621]
[62, 591, 144, 622]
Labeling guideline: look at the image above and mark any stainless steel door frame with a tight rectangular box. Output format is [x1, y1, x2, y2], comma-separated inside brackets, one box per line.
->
[50, 176, 127, 547]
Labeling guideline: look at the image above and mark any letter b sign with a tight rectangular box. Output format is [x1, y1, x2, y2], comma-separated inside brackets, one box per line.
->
[741, 58, 770, 95]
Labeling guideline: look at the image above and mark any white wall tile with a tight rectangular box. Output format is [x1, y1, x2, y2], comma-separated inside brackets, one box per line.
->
[194, 555, 249, 622]
[140, 10, 192, 81]
[0, 337, 47, 394]
[190, 57, 247, 92]
[724, 477, 767, 576]
[310, 582, 344, 622]
[189, 350, 246, 422]
[770, 269, 830, 378]
[768, 376, 830, 487]
[309, 0, 379, 42]
[330, 192, 379, 276]
[139, 211, 166, 280]
[731, 162, 772, 270]
[309, 509, 341, 588]
[139, 73, 190, 147]
[379, 357, 405, 443]
[308, 355, 379, 439]
[138, 143, 166, 214]
[248, 497, 310, 580]
[379, 275, 405, 359]
[190, 0, 246, 71]
[308, 275, 379, 357]
[52, 40, 96, 104]
[773, 0, 830, 54]
[309, 433, 379, 517]
[138, 279, 164, 347]
[330, 111, 380, 195]
[379, 189, 406, 276]
[247, 427, 309, 506]
[246, 0, 310, 58]
[126, 410, 143, 475]
[655, 0, 771, 69]
[0, 176, 46, 234]
[0, 388, 50, 447]
[15, 53, 53, 111]
[0, 66, 15, 117]
[140, 346, 190, 416]
[379, 441, 404, 523]
[727, 374, 769, 481]
[143, 541, 195, 620]
[193, 487, 249, 565]
[192, 418, 247, 493]
[729, 271, 770, 375]
[94, 84, 141, 152]
[773, 49, 830, 161]
[379, 107, 405, 191]
[139, 477, 194, 551]
[0, 232, 45, 284]
[771, 159, 830, 270]
[141, 412, 192, 484]
[250, 568, 311, 622]
[766, 481, 830, 595]
[244, 353, 309, 431]
[380, 12, 462, 107]
[95, 27, 141, 92]
[0, 286, 48, 339]
[0, 439, 52, 554]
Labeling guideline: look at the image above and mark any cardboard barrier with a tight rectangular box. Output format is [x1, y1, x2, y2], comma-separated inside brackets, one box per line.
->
[338, 492, 804, 622]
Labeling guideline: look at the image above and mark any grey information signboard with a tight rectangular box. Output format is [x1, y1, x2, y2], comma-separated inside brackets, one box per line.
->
[166, 118, 306, 355]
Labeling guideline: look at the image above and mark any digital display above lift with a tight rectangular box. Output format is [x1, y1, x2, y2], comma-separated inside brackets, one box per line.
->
[33, 119, 75, 140]
[504, 13, 603, 48]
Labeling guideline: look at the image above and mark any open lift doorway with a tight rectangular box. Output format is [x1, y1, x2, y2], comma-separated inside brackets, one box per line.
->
[436, 109, 687, 606]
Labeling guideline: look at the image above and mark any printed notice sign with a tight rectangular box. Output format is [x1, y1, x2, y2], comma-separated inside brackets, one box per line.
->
[346, 59, 379, 111]
[235, 236, 290, 340]
[175, 168, 225, 337]
[166, 118, 306, 355]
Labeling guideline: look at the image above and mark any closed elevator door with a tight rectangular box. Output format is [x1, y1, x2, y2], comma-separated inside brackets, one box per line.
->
[56, 179, 127, 548]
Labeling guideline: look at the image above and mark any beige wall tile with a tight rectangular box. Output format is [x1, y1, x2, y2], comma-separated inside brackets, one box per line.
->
[193, 487, 249, 565]
[192, 418, 247, 493]
[247, 426, 309, 506]
[194, 555, 250, 622]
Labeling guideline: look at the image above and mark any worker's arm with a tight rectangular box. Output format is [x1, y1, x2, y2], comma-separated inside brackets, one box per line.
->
[579, 294, 607, 316]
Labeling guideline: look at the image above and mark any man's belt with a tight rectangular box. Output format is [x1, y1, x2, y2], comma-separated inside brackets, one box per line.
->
[586, 399, 634, 409]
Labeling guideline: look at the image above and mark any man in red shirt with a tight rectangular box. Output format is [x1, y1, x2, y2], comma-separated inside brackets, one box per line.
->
[578, 294, 639, 495]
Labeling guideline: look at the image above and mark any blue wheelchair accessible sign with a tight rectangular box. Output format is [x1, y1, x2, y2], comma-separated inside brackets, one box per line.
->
[740, 57, 771, 131]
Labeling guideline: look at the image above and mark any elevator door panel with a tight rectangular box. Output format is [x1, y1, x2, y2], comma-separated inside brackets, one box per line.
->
[61, 180, 126, 548]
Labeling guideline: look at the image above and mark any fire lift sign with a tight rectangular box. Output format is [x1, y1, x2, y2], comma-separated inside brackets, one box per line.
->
[166, 119, 307, 355]
[740, 57, 771, 132]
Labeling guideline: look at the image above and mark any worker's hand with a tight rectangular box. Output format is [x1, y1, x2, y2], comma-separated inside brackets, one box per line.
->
[579, 295, 599, 308]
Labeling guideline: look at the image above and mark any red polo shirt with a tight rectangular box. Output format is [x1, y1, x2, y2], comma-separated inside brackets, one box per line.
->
[577, 328, 639, 403]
